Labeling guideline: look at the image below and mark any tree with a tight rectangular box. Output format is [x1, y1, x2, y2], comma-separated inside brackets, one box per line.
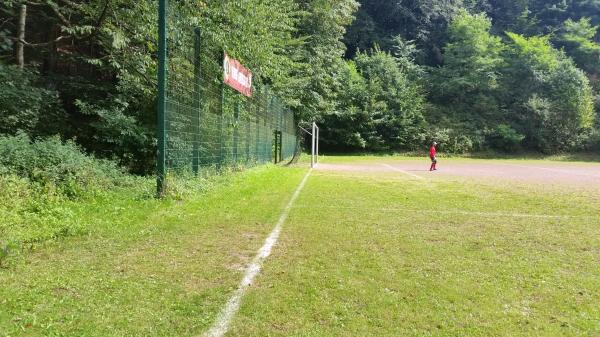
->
[429, 11, 505, 132]
[321, 49, 427, 151]
[0, 0, 358, 171]
[343, 0, 468, 65]
[555, 18, 600, 74]
[504, 32, 595, 152]
[285, 0, 359, 121]
[0, 63, 63, 136]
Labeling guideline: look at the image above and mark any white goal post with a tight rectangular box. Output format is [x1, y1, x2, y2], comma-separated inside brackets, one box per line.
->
[299, 122, 319, 168]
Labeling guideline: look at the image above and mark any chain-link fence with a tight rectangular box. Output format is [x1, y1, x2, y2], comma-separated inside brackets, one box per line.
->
[157, 2, 297, 194]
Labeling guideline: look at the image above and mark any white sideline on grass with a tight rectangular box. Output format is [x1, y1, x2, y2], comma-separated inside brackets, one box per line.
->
[203, 169, 313, 337]
[291, 204, 594, 220]
[505, 163, 600, 178]
[381, 163, 425, 180]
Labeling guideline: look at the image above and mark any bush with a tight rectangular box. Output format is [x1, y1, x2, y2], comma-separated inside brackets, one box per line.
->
[0, 62, 64, 136]
[486, 124, 525, 152]
[429, 128, 478, 154]
[0, 134, 130, 198]
[583, 126, 600, 151]
[505, 34, 595, 153]
[0, 172, 82, 248]
[0, 135, 150, 255]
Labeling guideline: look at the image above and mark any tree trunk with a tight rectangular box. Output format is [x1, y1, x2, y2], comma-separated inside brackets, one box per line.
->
[16, 4, 26, 68]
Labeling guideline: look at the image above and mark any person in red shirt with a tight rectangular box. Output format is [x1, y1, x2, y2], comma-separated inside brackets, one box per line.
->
[429, 142, 438, 171]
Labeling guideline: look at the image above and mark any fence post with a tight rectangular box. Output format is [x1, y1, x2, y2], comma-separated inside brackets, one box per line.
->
[156, 0, 167, 196]
[233, 99, 239, 164]
[264, 86, 270, 162]
[245, 103, 250, 163]
[255, 89, 260, 163]
[192, 27, 201, 175]
[217, 53, 225, 170]
[279, 131, 283, 162]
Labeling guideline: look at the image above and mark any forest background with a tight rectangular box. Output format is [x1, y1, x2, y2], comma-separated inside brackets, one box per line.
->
[1, 0, 599, 175]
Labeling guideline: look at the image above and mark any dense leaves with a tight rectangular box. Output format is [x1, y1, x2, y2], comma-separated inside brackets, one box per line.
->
[0, 0, 598, 166]
[322, 49, 426, 151]
[505, 33, 595, 152]
[429, 11, 505, 132]
[0, 64, 64, 136]
[0, 134, 129, 198]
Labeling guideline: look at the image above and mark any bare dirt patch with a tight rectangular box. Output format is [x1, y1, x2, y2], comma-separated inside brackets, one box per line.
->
[317, 160, 600, 188]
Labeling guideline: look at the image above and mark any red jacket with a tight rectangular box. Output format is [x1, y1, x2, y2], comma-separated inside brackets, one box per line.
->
[429, 146, 436, 158]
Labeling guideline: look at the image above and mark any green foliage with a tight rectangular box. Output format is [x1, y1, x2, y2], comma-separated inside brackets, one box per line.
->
[0, 0, 361, 169]
[272, 0, 358, 121]
[343, 0, 468, 64]
[428, 127, 479, 154]
[0, 63, 64, 136]
[1, 0, 599, 163]
[487, 124, 526, 152]
[428, 11, 505, 152]
[507, 33, 560, 70]
[75, 98, 155, 173]
[340, 0, 598, 154]
[431, 11, 504, 109]
[555, 18, 600, 74]
[505, 33, 595, 152]
[0, 134, 129, 198]
[321, 61, 372, 149]
[478, 0, 536, 35]
[0, 134, 154, 256]
[321, 49, 427, 151]
[0, 172, 82, 248]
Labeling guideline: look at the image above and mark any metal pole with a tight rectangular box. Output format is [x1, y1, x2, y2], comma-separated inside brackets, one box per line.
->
[217, 53, 225, 170]
[311, 122, 315, 168]
[192, 27, 201, 175]
[233, 99, 239, 164]
[245, 104, 250, 163]
[156, 0, 167, 196]
[279, 131, 283, 162]
[255, 99, 260, 163]
[274, 130, 278, 164]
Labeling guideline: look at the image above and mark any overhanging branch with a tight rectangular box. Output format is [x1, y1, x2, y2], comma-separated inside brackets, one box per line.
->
[13, 35, 71, 47]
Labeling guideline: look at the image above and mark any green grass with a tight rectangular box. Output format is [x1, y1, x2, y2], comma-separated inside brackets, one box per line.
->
[229, 158, 600, 336]
[0, 165, 308, 336]
[1, 156, 599, 336]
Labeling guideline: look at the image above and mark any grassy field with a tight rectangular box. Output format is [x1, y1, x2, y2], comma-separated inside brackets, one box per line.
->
[0, 166, 308, 336]
[1, 156, 599, 336]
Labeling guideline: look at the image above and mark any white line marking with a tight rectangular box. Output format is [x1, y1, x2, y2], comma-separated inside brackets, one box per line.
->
[507, 163, 600, 179]
[381, 164, 425, 180]
[292, 205, 596, 220]
[203, 169, 312, 337]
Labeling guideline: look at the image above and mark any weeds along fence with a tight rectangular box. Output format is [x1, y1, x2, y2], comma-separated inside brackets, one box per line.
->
[157, 2, 297, 194]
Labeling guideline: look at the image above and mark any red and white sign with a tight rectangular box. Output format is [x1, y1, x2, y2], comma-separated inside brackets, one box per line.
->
[223, 54, 253, 97]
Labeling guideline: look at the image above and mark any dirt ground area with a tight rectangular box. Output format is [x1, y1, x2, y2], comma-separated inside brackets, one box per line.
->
[316, 159, 600, 188]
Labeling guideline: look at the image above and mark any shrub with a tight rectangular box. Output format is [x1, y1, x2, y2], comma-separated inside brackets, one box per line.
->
[428, 128, 477, 154]
[505, 33, 595, 153]
[0, 135, 151, 257]
[0, 62, 64, 136]
[486, 124, 525, 152]
[0, 134, 130, 198]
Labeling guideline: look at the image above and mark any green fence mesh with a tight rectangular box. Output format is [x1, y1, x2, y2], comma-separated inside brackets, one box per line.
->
[158, 3, 297, 184]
